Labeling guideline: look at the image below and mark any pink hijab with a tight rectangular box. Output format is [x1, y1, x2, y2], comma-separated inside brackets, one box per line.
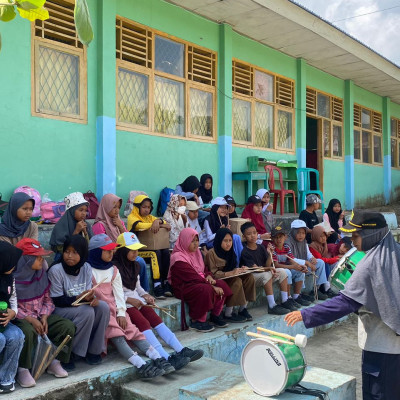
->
[94, 194, 123, 241]
[168, 228, 205, 281]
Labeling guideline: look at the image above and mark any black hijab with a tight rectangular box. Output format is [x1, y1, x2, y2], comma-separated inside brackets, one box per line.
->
[213, 228, 236, 272]
[198, 174, 213, 204]
[206, 204, 228, 233]
[180, 176, 200, 193]
[0, 242, 23, 306]
[88, 248, 113, 271]
[113, 247, 141, 290]
[60, 235, 88, 276]
[325, 199, 342, 233]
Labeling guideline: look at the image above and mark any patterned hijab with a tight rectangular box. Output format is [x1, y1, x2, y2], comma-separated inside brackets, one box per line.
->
[94, 194, 123, 241]
[164, 194, 183, 221]
[309, 225, 328, 257]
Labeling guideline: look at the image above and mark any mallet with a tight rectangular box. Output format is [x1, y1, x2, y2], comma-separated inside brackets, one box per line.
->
[257, 327, 307, 348]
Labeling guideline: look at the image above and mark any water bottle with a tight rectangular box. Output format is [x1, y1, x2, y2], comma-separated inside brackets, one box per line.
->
[0, 301, 8, 333]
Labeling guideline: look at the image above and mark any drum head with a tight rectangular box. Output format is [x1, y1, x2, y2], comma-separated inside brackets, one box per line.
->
[241, 338, 288, 396]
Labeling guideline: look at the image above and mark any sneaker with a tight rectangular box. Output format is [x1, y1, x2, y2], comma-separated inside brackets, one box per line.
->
[269, 304, 290, 315]
[163, 282, 173, 297]
[281, 299, 298, 311]
[224, 313, 246, 323]
[209, 313, 229, 328]
[178, 347, 204, 362]
[238, 308, 253, 321]
[61, 360, 75, 371]
[189, 320, 215, 333]
[294, 296, 311, 306]
[85, 353, 102, 365]
[316, 290, 328, 300]
[47, 360, 68, 378]
[153, 285, 166, 299]
[286, 298, 302, 309]
[0, 383, 15, 394]
[301, 292, 315, 302]
[325, 288, 338, 298]
[16, 368, 36, 388]
[137, 362, 164, 380]
[153, 357, 175, 375]
[167, 353, 190, 370]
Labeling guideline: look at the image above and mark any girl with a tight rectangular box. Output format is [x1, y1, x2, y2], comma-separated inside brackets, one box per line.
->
[205, 229, 256, 323]
[256, 189, 274, 233]
[0, 242, 25, 394]
[323, 199, 345, 244]
[241, 195, 271, 244]
[92, 193, 149, 291]
[168, 228, 233, 332]
[0, 192, 38, 245]
[224, 195, 238, 218]
[88, 234, 172, 380]
[13, 238, 74, 388]
[127, 195, 172, 299]
[48, 235, 109, 369]
[197, 174, 213, 205]
[163, 195, 187, 248]
[328, 236, 352, 257]
[49, 192, 93, 263]
[114, 232, 202, 367]
[174, 176, 201, 204]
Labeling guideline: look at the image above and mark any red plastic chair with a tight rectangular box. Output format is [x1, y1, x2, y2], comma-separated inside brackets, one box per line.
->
[264, 165, 297, 215]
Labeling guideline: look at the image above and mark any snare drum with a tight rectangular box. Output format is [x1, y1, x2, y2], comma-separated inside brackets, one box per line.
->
[241, 337, 306, 396]
[329, 247, 365, 291]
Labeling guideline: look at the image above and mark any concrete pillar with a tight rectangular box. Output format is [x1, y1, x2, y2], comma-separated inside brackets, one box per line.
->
[382, 97, 391, 204]
[296, 58, 307, 170]
[344, 80, 354, 210]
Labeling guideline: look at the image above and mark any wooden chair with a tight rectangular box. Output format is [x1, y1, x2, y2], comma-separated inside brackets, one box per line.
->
[264, 165, 297, 215]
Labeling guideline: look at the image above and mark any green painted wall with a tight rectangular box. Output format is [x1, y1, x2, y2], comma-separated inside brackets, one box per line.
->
[323, 159, 345, 205]
[305, 65, 344, 98]
[354, 164, 384, 206]
[354, 85, 383, 111]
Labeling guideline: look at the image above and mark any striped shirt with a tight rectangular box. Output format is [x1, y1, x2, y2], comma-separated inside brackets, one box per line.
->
[272, 244, 294, 265]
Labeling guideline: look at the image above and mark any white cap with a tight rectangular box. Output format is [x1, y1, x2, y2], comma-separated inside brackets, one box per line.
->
[186, 201, 200, 211]
[291, 219, 308, 229]
[211, 197, 228, 206]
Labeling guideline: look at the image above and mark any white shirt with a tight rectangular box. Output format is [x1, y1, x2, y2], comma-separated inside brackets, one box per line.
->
[122, 275, 148, 308]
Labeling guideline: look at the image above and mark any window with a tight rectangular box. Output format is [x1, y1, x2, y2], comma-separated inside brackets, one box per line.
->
[306, 88, 343, 159]
[116, 17, 217, 141]
[32, 0, 87, 122]
[232, 60, 295, 150]
[391, 117, 400, 168]
[354, 104, 382, 164]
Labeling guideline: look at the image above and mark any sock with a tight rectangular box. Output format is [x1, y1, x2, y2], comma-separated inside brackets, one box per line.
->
[142, 329, 170, 360]
[267, 295, 276, 308]
[145, 345, 162, 361]
[128, 353, 146, 368]
[323, 282, 331, 291]
[154, 282, 161, 288]
[293, 293, 300, 299]
[155, 323, 183, 353]
[281, 291, 288, 303]
[239, 303, 247, 312]
[224, 306, 233, 317]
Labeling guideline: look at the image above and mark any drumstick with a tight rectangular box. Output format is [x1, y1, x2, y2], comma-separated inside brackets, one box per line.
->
[74, 302, 91, 306]
[148, 304, 171, 312]
[246, 331, 293, 345]
[40, 335, 72, 378]
[152, 304, 176, 320]
[72, 277, 107, 306]
[33, 345, 52, 381]
[257, 327, 295, 341]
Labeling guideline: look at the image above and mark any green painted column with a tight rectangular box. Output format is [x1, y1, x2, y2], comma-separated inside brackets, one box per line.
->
[295, 58, 307, 169]
[344, 80, 354, 210]
[217, 23, 233, 196]
[382, 97, 391, 203]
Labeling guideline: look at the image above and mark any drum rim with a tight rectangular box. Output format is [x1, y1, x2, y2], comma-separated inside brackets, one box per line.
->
[329, 246, 358, 281]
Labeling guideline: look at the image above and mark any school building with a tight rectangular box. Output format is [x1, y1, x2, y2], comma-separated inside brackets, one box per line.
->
[1, 0, 400, 210]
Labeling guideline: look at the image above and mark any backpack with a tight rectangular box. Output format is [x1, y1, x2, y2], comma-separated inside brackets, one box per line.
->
[14, 186, 41, 218]
[123, 191, 148, 217]
[83, 190, 100, 219]
[156, 187, 174, 217]
[40, 201, 66, 224]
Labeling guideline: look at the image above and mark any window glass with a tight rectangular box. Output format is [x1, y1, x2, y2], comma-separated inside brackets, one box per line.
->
[317, 93, 330, 118]
[332, 125, 342, 157]
[189, 88, 213, 137]
[254, 70, 273, 102]
[232, 99, 252, 142]
[362, 131, 371, 163]
[155, 36, 184, 77]
[354, 130, 361, 160]
[255, 102, 273, 148]
[277, 110, 293, 149]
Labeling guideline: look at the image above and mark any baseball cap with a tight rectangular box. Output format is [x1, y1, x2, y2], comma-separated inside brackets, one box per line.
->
[306, 194, 322, 205]
[211, 197, 228, 206]
[271, 226, 288, 237]
[224, 195, 236, 206]
[15, 238, 53, 256]
[247, 195, 262, 205]
[116, 232, 147, 250]
[340, 210, 387, 233]
[88, 234, 119, 251]
[186, 201, 200, 211]
[290, 219, 308, 230]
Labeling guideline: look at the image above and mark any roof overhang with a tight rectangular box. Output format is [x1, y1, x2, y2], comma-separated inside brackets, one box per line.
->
[165, 0, 400, 104]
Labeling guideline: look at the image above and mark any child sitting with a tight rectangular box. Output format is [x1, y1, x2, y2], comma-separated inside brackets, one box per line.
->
[48, 235, 110, 369]
[168, 228, 233, 332]
[50, 192, 93, 263]
[13, 239, 75, 387]
[224, 195, 238, 218]
[328, 236, 352, 257]
[163, 195, 187, 248]
[240, 222, 290, 315]
[88, 234, 172, 379]
[323, 199, 346, 244]
[0, 242, 25, 394]
[271, 226, 311, 308]
[256, 189, 274, 232]
[186, 201, 201, 234]
[205, 229, 256, 323]
[127, 195, 172, 299]
[299, 193, 322, 243]
[241, 195, 271, 244]
[175, 175, 201, 203]
[198, 174, 213, 206]
[114, 232, 202, 367]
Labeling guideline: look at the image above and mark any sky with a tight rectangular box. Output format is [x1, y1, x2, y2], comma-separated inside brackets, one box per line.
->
[293, 0, 400, 66]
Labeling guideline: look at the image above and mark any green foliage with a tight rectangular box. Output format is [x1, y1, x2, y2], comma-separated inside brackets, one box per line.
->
[74, 0, 93, 46]
[17, 5, 48, 21]
[0, 5, 16, 21]
[17, 0, 46, 10]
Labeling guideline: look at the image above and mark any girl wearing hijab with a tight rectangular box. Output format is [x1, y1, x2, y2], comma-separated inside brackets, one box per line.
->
[114, 232, 202, 368]
[323, 199, 345, 244]
[13, 238, 74, 388]
[224, 195, 238, 219]
[197, 174, 213, 205]
[49, 192, 93, 263]
[285, 210, 400, 400]
[0, 192, 38, 245]
[205, 229, 256, 323]
[92, 193, 149, 291]
[174, 175, 201, 203]
[127, 195, 172, 299]
[168, 228, 233, 332]
[48, 235, 109, 369]
[163, 195, 187, 249]
[0, 242, 24, 394]
[255, 189, 274, 233]
[309, 225, 340, 267]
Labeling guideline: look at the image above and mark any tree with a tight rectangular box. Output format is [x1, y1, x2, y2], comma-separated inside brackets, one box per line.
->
[0, 0, 93, 52]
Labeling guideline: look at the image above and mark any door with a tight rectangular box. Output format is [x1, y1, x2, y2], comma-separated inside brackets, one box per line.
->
[306, 116, 323, 191]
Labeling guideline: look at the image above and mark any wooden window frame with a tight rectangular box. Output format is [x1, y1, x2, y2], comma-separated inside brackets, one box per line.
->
[232, 59, 295, 153]
[390, 117, 400, 169]
[31, 0, 87, 123]
[116, 16, 217, 143]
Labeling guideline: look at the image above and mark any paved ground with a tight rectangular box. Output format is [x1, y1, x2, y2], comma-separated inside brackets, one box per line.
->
[305, 315, 362, 399]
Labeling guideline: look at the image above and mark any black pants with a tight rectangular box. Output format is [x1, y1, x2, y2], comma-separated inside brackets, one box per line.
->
[362, 350, 400, 399]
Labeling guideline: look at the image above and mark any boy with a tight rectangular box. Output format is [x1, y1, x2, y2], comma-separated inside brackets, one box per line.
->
[186, 201, 201, 234]
[270, 226, 311, 308]
[240, 222, 290, 315]
[299, 194, 322, 243]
